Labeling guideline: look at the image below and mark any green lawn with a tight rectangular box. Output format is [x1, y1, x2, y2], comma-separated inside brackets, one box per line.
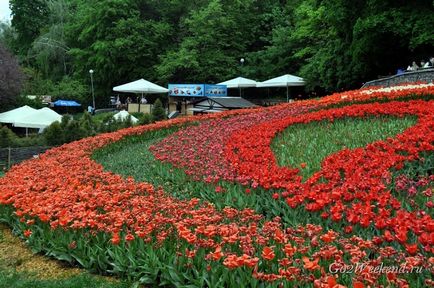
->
[0, 272, 131, 288]
[271, 115, 417, 180]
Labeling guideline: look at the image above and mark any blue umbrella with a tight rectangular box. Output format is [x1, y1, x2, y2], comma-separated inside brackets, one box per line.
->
[53, 100, 82, 107]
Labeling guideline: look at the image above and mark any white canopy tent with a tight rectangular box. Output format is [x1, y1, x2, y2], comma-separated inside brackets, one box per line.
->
[113, 79, 168, 94]
[113, 110, 139, 124]
[257, 74, 306, 102]
[0, 105, 37, 124]
[217, 76, 257, 96]
[13, 108, 62, 130]
[113, 79, 168, 112]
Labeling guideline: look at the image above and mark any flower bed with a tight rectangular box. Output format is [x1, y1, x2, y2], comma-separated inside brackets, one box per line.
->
[151, 85, 434, 183]
[0, 85, 433, 287]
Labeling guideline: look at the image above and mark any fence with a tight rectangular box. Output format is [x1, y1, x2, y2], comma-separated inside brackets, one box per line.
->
[362, 68, 434, 88]
[0, 146, 52, 170]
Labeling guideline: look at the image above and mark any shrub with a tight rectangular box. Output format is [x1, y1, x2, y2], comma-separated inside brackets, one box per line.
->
[0, 126, 18, 147]
[140, 113, 153, 125]
[79, 112, 98, 136]
[152, 99, 166, 122]
[43, 121, 64, 146]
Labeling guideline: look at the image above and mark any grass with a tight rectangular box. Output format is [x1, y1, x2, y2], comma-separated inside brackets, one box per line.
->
[271, 115, 417, 180]
[0, 271, 131, 288]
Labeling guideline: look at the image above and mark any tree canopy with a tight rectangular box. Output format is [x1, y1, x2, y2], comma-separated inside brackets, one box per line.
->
[2, 0, 433, 106]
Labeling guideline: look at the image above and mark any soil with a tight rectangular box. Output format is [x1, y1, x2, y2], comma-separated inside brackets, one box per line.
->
[0, 223, 82, 279]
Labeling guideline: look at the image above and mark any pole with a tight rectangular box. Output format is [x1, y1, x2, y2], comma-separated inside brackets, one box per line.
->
[90, 70, 95, 110]
[239, 87, 242, 97]
[7, 147, 11, 170]
[286, 85, 289, 102]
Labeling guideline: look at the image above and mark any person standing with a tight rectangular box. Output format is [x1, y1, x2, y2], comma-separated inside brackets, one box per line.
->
[407, 61, 419, 71]
[428, 57, 434, 67]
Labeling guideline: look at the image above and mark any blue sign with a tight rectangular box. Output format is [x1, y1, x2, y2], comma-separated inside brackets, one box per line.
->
[168, 84, 227, 97]
[204, 85, 227, 97]
[168, 84, 204, 97]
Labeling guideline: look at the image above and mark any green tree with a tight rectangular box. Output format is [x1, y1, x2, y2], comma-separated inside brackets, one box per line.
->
[157, 0, 253, 83]
[79, 112, 98, 136]
[50, 77, 88, 103]
[43, 121, 64, 146]
[30, 0, 71, 79]
[10, 0, 49, 56]
[152, 98, 166, 121]
[0, 21, 17, 52]
[66, 0, 173, 107]
[0, 126, 18, 147]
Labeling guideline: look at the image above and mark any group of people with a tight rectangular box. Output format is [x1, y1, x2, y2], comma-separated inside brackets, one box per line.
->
[113, 96, 148, 110]
[407, 56, 434, 71]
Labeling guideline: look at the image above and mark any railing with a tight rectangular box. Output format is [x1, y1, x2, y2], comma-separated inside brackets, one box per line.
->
[362, 68, 434, 88]
[0, 146, 52, 170]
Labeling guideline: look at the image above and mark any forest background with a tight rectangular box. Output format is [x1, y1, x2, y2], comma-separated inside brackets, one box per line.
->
[0, 0, 433, 109]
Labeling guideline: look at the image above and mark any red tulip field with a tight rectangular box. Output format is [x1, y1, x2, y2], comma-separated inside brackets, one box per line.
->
[1, 84, 433, 287]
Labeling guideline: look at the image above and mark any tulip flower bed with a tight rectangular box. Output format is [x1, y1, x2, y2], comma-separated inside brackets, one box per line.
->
[0, 84, 433, 287]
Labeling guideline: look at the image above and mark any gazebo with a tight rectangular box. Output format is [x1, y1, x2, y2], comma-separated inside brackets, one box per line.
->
[257, 74, 306, 102]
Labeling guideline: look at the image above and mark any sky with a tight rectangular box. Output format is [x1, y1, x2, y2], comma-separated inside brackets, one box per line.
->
[0, 0, 11, 22]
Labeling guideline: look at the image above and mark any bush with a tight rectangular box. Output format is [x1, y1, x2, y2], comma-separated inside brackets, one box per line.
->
[43, 121, 64, 146]
[152, 99, 166, 122]
[44, 114, 97, 146]
[141, 113, 153, 125]
[79, 112, 98, 136]
[50, 77, 88, 104]
[0, 126, 18, 147]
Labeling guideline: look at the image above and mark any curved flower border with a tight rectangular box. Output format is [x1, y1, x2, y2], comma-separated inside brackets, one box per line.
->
[0, 87, 433, 287]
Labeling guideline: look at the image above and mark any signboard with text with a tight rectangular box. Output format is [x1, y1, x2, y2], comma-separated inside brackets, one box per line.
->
[168, 84, 227, 97]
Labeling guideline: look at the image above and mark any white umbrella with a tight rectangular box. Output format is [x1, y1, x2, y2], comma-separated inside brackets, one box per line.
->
[113, 79, 168, 112]
[217, 76, 257, 97]
[257, 74, 305, 102]
[113, 79, 168, 94]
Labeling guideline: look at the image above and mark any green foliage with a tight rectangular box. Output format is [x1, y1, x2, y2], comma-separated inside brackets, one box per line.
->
[0, 126, 18, 148]
[0, 21, 17, 52]
[151, 99, 166, 122]
[0, 126, 45, 148]
[43, 121, 64, 146]
[272, 116, 417, 180]
[79, 112, 98, 136]
[140, 113, 153, 125]
[0, 270, 132, 288]
[14, 95, 45, 110]
[29, 0, 71, 80]
[10, 0, 49, 55]
[7, 0, 434, 94]
[49, 77, 88, 104]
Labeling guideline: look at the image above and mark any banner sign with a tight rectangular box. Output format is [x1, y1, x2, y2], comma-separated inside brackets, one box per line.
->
[168, 84, 204, 97]
[168, 84, 227, 97]
[204, 85, 227, 97]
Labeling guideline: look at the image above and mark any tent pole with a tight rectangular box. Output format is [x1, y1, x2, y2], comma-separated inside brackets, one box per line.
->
[286, 85, 289, 102]
[239, 87, 241, 97]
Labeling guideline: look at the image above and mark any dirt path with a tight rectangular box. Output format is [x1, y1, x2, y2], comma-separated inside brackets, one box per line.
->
[0, 224, 83, 279]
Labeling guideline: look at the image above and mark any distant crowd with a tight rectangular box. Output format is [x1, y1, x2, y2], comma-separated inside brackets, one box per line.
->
[406, 56, 434, 71]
